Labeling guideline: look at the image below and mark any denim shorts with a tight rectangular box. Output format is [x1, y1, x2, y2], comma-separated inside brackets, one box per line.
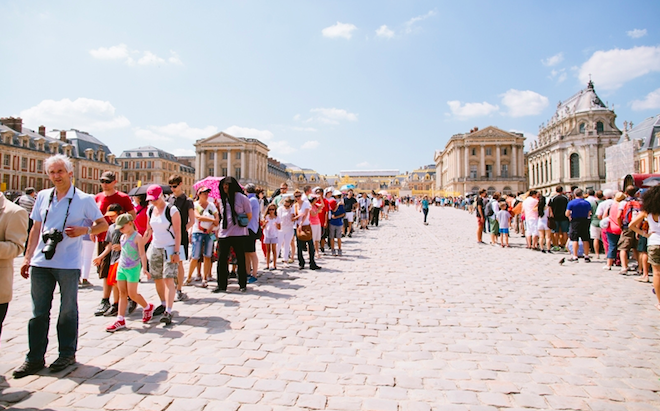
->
[552, 220, 569, 233]
[191, 232, 214, 259]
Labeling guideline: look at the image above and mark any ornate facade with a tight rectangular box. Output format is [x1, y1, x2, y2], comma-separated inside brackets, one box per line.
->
[527, 81, 622, 194]
[0, 117, 120, 195]
[118, 146, 195, 195]
[434, 126, 526, 196]
[194, 132, 269, 188]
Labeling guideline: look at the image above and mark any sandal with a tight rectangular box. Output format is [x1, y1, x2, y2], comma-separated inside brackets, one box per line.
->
[656, 304, 660, 311]
[184, 279, 193, 286]
[636, 277, 650, 283]
[197, 281, 208, 288]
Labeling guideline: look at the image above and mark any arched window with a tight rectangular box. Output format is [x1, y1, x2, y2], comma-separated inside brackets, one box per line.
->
[570, 153, 580, 178]
[471, 148, 476, 156]
[549, 159, 552, 180]
[540, 163, 544, 183]
[579, 123, 585, 133]
[503, 186, 512, 195]
[487, 186, 496, 196]
[596, 121, 604, 133]
[471, 186, 480, 194]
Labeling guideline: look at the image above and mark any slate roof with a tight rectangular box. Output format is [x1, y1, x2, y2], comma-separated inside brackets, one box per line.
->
[626, 114, 660, 150]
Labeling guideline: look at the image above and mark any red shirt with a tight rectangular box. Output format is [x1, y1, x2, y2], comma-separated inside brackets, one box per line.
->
[95, 191, 135, 242]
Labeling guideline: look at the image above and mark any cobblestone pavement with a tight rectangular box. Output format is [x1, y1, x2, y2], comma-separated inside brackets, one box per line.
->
[1, 205, 660, 410]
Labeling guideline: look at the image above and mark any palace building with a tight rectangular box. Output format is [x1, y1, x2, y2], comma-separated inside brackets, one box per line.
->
[117, 146, 195, 195]
[527, 81, 621, 194]
[434, 126, 526, 196]
[194, 131, 270, 188]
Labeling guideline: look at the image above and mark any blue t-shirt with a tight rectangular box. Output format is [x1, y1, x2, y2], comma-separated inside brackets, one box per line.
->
[422, 199, 429, 209]
[567, 198, 591, 219]
[30, 184, 104, 269]
[330, 204, 345, 226]
[247, 193, 260, 233]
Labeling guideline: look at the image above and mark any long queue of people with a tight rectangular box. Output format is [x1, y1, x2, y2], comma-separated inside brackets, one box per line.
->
[471, 184, 660, 311]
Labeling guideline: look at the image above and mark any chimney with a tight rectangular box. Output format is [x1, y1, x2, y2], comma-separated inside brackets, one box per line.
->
[0, 117, 23, 133]
[474, 126, 479, 132]
[59, 130, 67, 142]
[39, 125, 46, 136]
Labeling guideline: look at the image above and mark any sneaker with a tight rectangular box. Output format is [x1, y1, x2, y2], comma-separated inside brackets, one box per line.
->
[94, 300, 111, 317]
[239, 287, 247, 293]
[584, 256, 591, 263]
[153, 304, 166, 316]
[602, 265, 612, 271]
[331, 249, 336, 256]
[338, 249, 342, 256]
[106, 319, 126, 333]
[160, 312, 172, 325]
[348, 233, 352, 238]
[568, 256, 579, 263]
[12, 360, 45, 379]
[176, 290, 188, 302]
[79, 279, 93, 288]
[229, 272, 237, 279]
[127, 299, 138, 315]
[103, 303, 118, 317]
[541, 249, 546, 253]
[247, 275, 257, 284]
[142, 303, 154, 323]
[287, 258, 294, 263]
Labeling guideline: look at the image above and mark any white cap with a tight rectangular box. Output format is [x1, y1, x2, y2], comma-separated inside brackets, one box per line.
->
[333, 190, 342, 196]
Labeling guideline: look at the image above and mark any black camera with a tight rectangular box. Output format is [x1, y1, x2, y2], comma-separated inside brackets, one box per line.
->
[42, 228, 64, 260]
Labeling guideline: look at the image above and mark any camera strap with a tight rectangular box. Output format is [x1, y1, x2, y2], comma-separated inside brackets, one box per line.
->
[42, 187, 76, 235]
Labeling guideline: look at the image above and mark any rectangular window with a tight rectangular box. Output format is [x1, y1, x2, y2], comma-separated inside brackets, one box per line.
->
[486, 164, 493, 178]
[470, 165, 477, 179]
[222, 152, 228, 159]
[36, 178, 43, 191]
[124, 161, 129, 168]
[501, 164, 509, 178]
[222, 167, 227, 176]
[37, 160, 43, 172]
[21, 157, 27, 170]
[88, 167, 92, 178]
[235, 167, 241, 179]
[209, 152, 215, 160]
[147, 161, 152, 169]
[471, 148, 476, 156]
[20, 176, 27, 189]
[503, 148, 508, 156]
[136, 162, 141, 169]
[3, 154, 9, 167]
[236, 152, 241, 160]
[208, 168, 214, 176]
[485, 148, 492, 156]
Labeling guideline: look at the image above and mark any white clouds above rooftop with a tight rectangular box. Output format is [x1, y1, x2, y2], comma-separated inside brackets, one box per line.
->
[447, 100, 499, 120]
[579, 45, 660, 91]
[301, 140, 320, 150]
[631, 87, 660, 111]
[376, 25, 395, 39]
[322, 22, 357, 39]
[404, 10, 436, 34]
[224, 125, 274, 141]
[20, 98, 130, 132]
[627, 29, 647, 39]
[500, 89, 549, 117]
[135, 122, 218, 142]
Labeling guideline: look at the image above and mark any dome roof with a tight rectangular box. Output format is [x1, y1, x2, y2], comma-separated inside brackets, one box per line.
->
[545, 81, 610, 127]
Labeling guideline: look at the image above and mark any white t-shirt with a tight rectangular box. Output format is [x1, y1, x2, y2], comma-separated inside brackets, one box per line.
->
[647, 214, 660, 246]
[295, 200, 311, 226]
[150, 205, 179, 248]
[264, 215, 281, 238]
[192, 201, 218, 234]
[278, 204, 295, 229]
[596, 199, 614, 218]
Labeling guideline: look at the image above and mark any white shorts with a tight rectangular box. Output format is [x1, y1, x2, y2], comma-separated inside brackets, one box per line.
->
[526, 218, 539, 237]
[537, 216, 549, 231]
[311, 224, 322, 242]
[345, 212, 354, 223]
[590, 225, 601, 239]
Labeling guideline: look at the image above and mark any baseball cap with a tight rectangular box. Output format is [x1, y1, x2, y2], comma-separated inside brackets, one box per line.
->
[100, 171, 116, 183]
[146, 184, 163, 201]
[115, 213, 134, 229]
[197, 186, 211, 195]
[333, 190, 342, 197]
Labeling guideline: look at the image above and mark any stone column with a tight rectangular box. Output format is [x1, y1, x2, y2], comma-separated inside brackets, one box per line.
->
[241, 150, 246, 181]
[200, 151, 207, 178]
[213, 149, 219, 177]
[480, 145, 485, 178]
[512, 145, 517, 178]
[195, 151, 200, 180]
[495, 144, 501, 178]
[227, 150, 232, 177]
[464, 144, 469, 177]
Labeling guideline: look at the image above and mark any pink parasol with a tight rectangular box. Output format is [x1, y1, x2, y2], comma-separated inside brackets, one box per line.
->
[193, 176, 224, 200]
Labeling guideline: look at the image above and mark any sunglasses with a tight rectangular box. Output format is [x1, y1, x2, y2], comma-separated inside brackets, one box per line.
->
[100, 179, 112, 184]
[169, 184, 179, 188]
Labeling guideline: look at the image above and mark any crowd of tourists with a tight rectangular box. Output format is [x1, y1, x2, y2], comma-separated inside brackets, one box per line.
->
[1, 153, 401, 379]
[470, 184, 660, 310]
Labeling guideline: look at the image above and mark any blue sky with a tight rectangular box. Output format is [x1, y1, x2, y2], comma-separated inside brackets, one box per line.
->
[2, 1, 660, 175]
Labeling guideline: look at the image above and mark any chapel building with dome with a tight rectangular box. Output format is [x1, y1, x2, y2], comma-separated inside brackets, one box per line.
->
[527, 81, 622, 195]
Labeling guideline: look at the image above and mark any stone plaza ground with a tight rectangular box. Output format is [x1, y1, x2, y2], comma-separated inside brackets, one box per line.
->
[1, 205, 660, 410]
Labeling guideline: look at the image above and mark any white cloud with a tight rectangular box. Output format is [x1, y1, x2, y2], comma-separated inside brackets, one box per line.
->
[301, 140, 320, 150]
[292, 127, 317, 132]
[322, 22, 357, 39]
[138, 51, 165, 66]
[579, 45, 660, 91]
[135, 122, 218, 142]
[293, 114, 301, 121]
[447, 100, 499, 119]
[89, 44, 132, 63]
[404, 10, 436, 34]
[224, 126, 274, 141]
[310, 108, 358, 124]
[376, 25, 395, 39]
[270, 140, 296, 155]
[20, 98, 130, 132]
[542, 52, 564, 67]
[550, 69, 567, 83]
[90, 44, 182, 66]
[627, 29, 647, 39]
[500, 89, 549, 117]
[631, 87, 660, 111]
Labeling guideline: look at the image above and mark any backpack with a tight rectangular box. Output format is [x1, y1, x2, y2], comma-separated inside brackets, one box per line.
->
[148, 203, 174, 239]
[622, 199, 642, 227]
[485, 200, 495, 217]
